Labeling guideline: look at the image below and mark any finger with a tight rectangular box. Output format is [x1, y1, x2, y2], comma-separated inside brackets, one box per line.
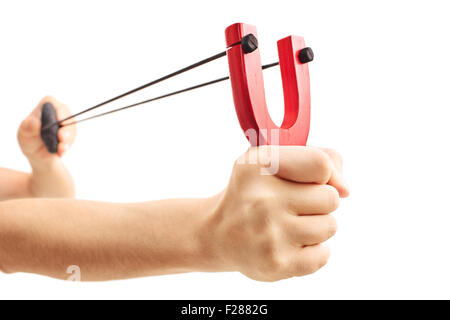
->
[286, 244, 330, 277]
[320, 148, 343, 172]
[39, 96, 77, 149]
[276, 180, 340, 214]
[284, 214, 337, 246]
[54, 101, 71, 120]
[58, 126, 75, 147]
[319, 148, 350, 198]
[57, 142, 69, 157]
[251, 146, 334, 184]
[53, 100, 77, 144]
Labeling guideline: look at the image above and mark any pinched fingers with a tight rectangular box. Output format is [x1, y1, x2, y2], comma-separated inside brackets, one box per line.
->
[36, 96, 76, 156]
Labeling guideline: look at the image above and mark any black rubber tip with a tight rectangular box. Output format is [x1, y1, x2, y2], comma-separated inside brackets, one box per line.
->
[298, 47, 314, 64]
[40, 103, 60, 154]
[241, 34, 258, 54]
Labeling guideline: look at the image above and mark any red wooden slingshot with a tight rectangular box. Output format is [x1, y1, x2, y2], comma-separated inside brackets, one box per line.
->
[225, 23, 312, 146]
[41, 22, 313, 153]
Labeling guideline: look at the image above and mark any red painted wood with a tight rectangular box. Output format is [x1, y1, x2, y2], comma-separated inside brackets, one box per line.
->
[225, 23, 311, 146]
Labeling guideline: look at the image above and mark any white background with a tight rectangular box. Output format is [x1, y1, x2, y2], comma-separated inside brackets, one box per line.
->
[0, 0, 449, 299]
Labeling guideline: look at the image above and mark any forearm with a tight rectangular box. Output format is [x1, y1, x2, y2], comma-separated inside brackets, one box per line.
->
[0, 196, 217, 281]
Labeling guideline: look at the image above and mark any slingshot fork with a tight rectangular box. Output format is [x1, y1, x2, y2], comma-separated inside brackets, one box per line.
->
[225, 23, 313, 146]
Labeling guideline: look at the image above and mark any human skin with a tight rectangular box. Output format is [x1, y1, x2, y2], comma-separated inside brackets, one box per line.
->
[0, 146, 349, 282]
[0, 97, 77, 200]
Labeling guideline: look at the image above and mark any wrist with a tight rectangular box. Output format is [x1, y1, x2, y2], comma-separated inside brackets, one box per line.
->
[196, 192, 237, 273]
[28, 157, 75, 198]
[28, 155, 60, 172]
[174, 195, 227, 273]
[134, 195, 234, 275]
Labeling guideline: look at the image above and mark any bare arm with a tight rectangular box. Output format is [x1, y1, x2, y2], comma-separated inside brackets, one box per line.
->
[0, 147, 349, 282]
[0, 197, 216, 280]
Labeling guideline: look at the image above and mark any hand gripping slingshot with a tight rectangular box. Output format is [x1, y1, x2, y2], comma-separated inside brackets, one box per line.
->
[41, 23, 313, 152]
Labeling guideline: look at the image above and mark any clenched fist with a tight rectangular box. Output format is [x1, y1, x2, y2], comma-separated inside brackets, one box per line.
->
[204, 146, 349, 282]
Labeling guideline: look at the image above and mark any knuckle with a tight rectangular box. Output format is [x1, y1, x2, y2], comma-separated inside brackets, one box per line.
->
[248, 195, 274, 214]
[250, 212, 273, 234]
[257, 232, 284, 272]
[304, 253, 329, 275]
[323, 185, 340, 213]
[310, 149, 333, 183]
[294, 259, 317, 276]
[267, 252, 283, 272]
[263, 249, 284, 274]
[238, 193, 280, 233]
[296, 246, 330, 276]
[250, 199, 280, 233]
[325, 216, 338, 238]
[323, 148, 343, 165]
[301, 263, 319, 276]
[245, 191, 278, 218]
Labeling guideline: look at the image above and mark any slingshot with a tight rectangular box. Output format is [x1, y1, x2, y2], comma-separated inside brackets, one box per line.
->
[41, 23, 313, 153]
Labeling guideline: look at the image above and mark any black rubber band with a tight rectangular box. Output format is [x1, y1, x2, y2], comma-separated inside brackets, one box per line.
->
[60, 62, 279, 128]
[43, 41, 244, 131]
